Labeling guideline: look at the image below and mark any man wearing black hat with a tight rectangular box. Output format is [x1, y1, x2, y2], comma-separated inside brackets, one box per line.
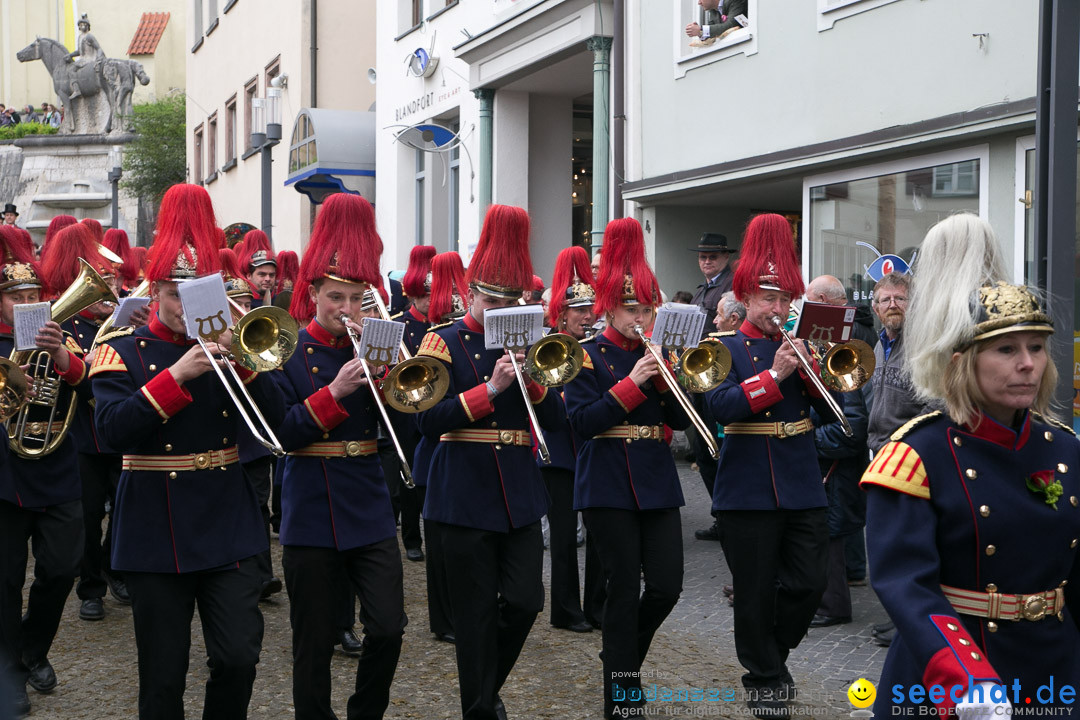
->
[2, 205, 18, 228]
[689, 232, 736, 336]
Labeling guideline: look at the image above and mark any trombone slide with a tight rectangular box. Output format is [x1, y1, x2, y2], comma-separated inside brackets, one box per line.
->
[196, 338, 287, 456]
[507, 348, 550, 465]
[768, 315, 853, 437]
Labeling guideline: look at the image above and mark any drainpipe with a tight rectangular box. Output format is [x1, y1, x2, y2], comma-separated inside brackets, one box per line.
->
[612, 0, 624, 219]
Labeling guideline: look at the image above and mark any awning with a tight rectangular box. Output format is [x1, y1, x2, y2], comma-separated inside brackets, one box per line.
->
[284, 109, 376, 204]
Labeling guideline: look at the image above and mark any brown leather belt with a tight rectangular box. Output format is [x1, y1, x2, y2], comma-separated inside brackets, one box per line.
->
[723, 419, 814, 439]
[941, 583, 1065, 622]
[594, 424, 665, 441]
[440, 429, 531, 447]
[290, 440, 379, 458]
[122, 446, 240, 472]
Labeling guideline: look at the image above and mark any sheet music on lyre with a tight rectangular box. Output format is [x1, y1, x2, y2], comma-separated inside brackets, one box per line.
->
[178, 274, 232, 341]
[650, 304, 707, 349]
[483, 305, 544, 350]
[358, 318, 405, 366]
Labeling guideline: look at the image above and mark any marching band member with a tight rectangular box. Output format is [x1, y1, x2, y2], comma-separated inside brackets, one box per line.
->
[0, 227, 89, 718]
[542, 246, 595, 635]
[862, 213, 1079, 717]
[704, 213, 835, 719]
[103, 228, 140, 293]
[277, 192, 406, 720]
[240, 230, 277, 306]
[415, 205, 560, 720]
[274, 249, 299, 311]
[90, 184, 283, 720]
[562, 218, 690, 719]
[41, 225, 131, 623]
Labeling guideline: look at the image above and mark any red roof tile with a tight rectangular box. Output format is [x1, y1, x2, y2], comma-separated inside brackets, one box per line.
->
[127, 12, 170, 56]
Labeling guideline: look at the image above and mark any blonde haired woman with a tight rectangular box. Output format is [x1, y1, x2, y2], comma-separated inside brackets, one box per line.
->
[861, 213, 1078, 718]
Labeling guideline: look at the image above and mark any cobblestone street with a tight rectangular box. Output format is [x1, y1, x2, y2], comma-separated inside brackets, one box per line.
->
[22, 444, 889, 719]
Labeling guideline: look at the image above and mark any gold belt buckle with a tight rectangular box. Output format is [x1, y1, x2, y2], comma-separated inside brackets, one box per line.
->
[345, 441, 363, 457]
[193, 452, 212, 470]
[1022, 594, 1048, 621]
[781, 422, 798, 438]
[499, 430, 515, 444]
[638, 425, 655, 440]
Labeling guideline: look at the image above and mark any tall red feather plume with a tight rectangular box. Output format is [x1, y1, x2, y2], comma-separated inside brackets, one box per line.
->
[465, 205, 534, 296]
[239, 229, 274, 272]
[732, 213, 804, 302]
[0, 226, 37, 264]
[402, 245, 436, 298]
[428, 251, 467, 324]
[275, 250, 299, 293]
[548, 246, 594, 326]
[41, 223, 111, 298]
[145, 184, 223, 283]
[289, 193, 383, 322]
[103, 228, 138, 285]
[42, 215, 77, 256]
[131, 246, 148, 278]
[218, 247, 244, 280]
[593, 218, 659, 317]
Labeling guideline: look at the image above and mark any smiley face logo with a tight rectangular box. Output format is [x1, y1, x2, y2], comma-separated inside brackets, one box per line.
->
[847, 678, 876, 708]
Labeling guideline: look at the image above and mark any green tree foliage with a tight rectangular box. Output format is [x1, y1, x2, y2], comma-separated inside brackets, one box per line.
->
[121, 94, 186, 203]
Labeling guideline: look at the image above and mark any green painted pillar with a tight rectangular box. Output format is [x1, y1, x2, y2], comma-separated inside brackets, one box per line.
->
[474, 88, 495, 219]
[587, 36, 612, 251]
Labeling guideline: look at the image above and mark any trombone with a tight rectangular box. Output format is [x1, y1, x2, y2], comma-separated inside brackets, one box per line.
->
[633, 326, 730, 460]
[341, 315, 416, 489]
[193, 298, 298, 457]
[505, 345, 551, 465]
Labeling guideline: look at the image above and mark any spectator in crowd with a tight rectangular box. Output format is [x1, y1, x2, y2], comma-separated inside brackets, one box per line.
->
[3, 107, 19, 125]
[21, 106, 40, 124]
[591, 250, 601, 277]
[44, 105, 61, 128]
[804, 276, 873, 629]
[671, 290, 693, 304]
[1, 205, 17, 227]
[690, 232, 737, 335]
[0, 106, 10, 128]
[685, 0, 748, 41]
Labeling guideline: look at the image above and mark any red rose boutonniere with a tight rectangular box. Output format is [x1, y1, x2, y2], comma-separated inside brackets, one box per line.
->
[1026, 470, 1063, 510]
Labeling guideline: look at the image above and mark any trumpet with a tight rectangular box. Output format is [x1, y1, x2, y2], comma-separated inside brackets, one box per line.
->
[634, 326, 730, 460]
[341, 315, 416, 489]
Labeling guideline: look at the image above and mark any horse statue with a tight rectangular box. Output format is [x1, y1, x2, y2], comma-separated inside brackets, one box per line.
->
[16, 37, 146, 136]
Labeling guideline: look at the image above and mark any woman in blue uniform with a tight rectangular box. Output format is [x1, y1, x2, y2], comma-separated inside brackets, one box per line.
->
[861, 213, 1080, 718]
[563, 217, 691, 719]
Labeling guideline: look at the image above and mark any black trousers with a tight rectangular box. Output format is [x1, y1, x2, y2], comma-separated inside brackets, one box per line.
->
[76, 452, 121, 600]
[583, 531, 606, 627]
[717, 509, 828, 690]
[423, 519, 454, 636]
[818, 537, 852, 619]
[283, 540, 406, 720]
[389, 426, 424, 551]
[439, 521, 544, 720]
[242, 456, 275, 584]
[124, 556, 264, 720]
[0, 499, 82, 679]
[688, 394, 719, 499]
[541, 468, 586, 627]
[583, 508, 683, 718]
[377, 443, 402, 525]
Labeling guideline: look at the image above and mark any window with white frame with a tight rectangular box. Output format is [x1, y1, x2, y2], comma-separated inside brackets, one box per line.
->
[804, 147, 989, 304]
[673, 0, 757, 78]
[816, 0, 903, 32]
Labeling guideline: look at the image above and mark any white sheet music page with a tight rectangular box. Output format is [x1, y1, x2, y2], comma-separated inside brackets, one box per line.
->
[651, 304, 707, 349]
[110, 296, 151, 327]
[178, 274, 232, 341]
[13, 302, 52, 352]
[483, 305, 544, 350]
[358, 318, 405, 367]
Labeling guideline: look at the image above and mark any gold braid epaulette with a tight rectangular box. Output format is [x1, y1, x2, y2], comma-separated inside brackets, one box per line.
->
[427, 320, 455, 331]
[889, 411, 943, 442]
[1033, 412, 1077, 437]
[389, 311, 404, 320]
[707, 330, 737, 338]
[95, 326, 136, 345]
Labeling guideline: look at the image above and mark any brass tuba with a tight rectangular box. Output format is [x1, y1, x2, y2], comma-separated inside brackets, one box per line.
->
[9, 259, 118, 458]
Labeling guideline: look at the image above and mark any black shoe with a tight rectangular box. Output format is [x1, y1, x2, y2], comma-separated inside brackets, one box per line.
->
[79, 597, 105, 621]
[809, 613, 852, 628]
[260, 577, 283, 600]
[871, 620, 894, 634]
[722, 584, 734, 598]
[494, 694, 508, 720]
[585, 616, 602, 630]
[25, 657, 56, 693]
[434, 631, 456, 644]
[747, 698, 789, 719]
[872, 626, 895, 647]
[105, 574, 132, 605]
[694, 522, 721, 541]
[12, 685, 29, 717]
[553, 620, 593, 633]
[339, 628, 363, 656]
[778, 669, 798, 701]
[406, 547, 424, 562]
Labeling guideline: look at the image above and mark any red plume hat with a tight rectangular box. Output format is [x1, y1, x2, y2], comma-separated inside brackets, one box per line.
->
[145, 184, 223, 283]
[42, 214, 77, 257]
[41, 223, 112, 298]
[402, 245, 436, 298]
[219, 248, 253, 298]
[103, 228, 138, 285]
[0, 225, 40, 294]
[593, 218, 660, 317]
[732, 213, 804, 301]
[0, 226, 36, 265]
[275, 250, 299, 292]
[465, 205, 534, 299]
[428, 251, 467, 324]
[548, 246, 595, 327]
[289, 193, 383, 322]
[131, 246, 148, 280]
[240, 229, 276, 272]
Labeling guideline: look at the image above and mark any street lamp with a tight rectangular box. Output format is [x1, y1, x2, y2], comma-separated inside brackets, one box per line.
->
[250, 89, 282, 242]
[107, 145, 122, 229]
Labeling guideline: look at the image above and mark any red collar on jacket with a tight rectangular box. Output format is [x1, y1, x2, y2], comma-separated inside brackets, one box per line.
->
[306, 319, 352, 349]
[963, 410, 1031, 450]
[463, 311, 484, 333]
[602, 325, 640, 351]
[149, 314, 194, 345]
[0, 321, 11, 335]
[408, 305, 427, 323]
[740, 319, 780, 341]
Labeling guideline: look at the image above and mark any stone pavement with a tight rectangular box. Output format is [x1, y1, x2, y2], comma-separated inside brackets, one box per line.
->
[20, 439, 890, 719]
